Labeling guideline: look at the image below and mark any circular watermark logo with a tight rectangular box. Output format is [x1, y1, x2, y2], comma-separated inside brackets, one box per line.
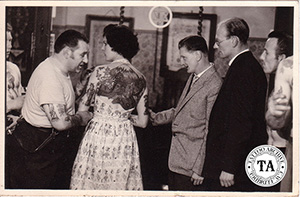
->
[148, 6, 173, 29]
[245, 145, 287, 187]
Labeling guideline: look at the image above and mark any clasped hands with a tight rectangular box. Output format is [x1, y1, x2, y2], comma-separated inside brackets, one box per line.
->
[148, 108, 174, 126]
[76, 111, 93, 126]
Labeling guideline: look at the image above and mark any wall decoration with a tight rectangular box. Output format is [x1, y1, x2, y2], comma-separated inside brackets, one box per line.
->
[160, 12, 217, 76]
[85, 15, 134, 68]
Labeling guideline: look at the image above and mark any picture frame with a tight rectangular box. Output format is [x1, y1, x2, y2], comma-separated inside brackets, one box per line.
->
[85, 15, 134, 68]
[160, 12, 217, 76]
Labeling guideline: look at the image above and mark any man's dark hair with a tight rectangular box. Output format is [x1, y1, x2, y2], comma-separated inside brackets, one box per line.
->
[178, 35, 208, 55]
[103, 24, 139, 60]
[54, 30, 88, 53]
[268, 31, 293, 57]
[223, 17, 250, 45]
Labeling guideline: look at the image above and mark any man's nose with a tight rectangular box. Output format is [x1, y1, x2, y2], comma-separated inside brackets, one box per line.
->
[260, 51, 265, 61]
[83, 54, 88, 63]
[7, 41, 12, 50]
[180, 58, 185, 66]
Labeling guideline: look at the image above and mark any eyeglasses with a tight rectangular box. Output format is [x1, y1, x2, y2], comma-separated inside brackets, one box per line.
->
[215, 37, 230, 47]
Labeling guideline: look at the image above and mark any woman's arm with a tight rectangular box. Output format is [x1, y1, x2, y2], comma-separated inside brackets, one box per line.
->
[130, 88, 149, 128]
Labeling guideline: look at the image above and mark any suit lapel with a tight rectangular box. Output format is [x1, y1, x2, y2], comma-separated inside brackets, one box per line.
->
[176, 74, 193, 111]
[175, 67, 215, 117]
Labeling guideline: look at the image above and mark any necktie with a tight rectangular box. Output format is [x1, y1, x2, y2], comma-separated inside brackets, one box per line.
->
[191, 74, 199, 87]
[186, 75, 198, 97]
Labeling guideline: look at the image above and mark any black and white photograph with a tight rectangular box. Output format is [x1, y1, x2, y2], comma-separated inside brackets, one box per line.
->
[1, 1, 299, 196]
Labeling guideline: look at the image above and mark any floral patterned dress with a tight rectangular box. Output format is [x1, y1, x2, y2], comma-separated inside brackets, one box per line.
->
[70, 59, 146, 190]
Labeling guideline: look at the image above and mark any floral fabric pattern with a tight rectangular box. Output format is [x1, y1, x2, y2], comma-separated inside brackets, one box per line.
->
[70, 59, 146, 190]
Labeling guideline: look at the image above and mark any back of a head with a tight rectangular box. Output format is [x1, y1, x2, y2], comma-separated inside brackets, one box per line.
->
[222, 17, 249, 45]
[54, 30, 88, 53]
[268, 30, 293, 57]
[103, 24, 139, 60]
[178, 35, 208, 55]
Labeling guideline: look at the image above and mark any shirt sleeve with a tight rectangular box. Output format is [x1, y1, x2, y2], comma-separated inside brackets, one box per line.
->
[38, 73, 65, 106]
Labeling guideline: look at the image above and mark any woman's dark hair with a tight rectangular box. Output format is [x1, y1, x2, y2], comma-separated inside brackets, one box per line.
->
[178, 35, 208, 55]
[54, 30, 89, 53]
[103, 24, 139, 60]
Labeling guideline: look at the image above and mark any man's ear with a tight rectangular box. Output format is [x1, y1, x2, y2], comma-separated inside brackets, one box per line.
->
[231, 36, 239, 48]
[195, 50, 202, 61]
[278, 54, 286, 62]
[62, 47, 72, 59]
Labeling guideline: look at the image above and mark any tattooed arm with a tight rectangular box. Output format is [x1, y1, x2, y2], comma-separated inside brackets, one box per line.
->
[77, 67, 98, 112]
[130, 88, 149, 128]
[266, 57, 293, 129]
[42, 103, 92, 131]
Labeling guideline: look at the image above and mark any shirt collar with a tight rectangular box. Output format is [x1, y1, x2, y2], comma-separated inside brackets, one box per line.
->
[194, 63, 214, 79]
[228, 49, 249, 66]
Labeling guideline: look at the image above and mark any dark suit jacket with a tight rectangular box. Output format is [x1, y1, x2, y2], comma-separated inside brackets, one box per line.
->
[202, 51, 268, 183]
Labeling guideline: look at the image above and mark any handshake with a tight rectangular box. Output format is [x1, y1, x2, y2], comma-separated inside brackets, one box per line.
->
[76, 111, 93, 126]
[148, 108, 175, 126]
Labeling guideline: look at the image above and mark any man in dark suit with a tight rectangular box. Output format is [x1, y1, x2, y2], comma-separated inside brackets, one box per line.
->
[150, 35, 222, 191]
[202, 17, 268, 191]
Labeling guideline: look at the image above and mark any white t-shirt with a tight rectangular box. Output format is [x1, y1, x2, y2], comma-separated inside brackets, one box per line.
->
[6, 61, 24, 102]
[22, 57, 75, 128]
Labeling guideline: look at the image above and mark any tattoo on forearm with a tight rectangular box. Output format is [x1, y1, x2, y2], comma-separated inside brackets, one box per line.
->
[83, 83, 96, 106]
[57, 104, 65, 116]
[48, 104, 59, 121]
[65, 114, 81, 127]
[144, 94, 149, 115]
[130, 116, 137, 124]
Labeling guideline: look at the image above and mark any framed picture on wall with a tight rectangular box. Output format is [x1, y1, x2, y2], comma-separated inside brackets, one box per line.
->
[160, 12, 217, 76]
[85, 15, 134, 69]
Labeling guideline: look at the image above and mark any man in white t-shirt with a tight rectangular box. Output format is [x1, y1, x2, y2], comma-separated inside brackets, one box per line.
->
[6, 23, 25, 129]
[7, 30, 92, 189]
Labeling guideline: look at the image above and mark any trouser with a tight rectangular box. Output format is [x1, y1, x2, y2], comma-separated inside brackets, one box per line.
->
[6, 120, 75, 189]
[203, 171, 264, 192]
[168, 170, 205, 191]
[280, 139, 292, 192]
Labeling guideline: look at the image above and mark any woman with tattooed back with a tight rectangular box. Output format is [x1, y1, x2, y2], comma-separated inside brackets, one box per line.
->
[70, 24, 148, 190]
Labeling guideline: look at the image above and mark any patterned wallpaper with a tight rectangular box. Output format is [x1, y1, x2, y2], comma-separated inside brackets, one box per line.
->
[53, 25, 266, 109]
[132, 30, 164, 108]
